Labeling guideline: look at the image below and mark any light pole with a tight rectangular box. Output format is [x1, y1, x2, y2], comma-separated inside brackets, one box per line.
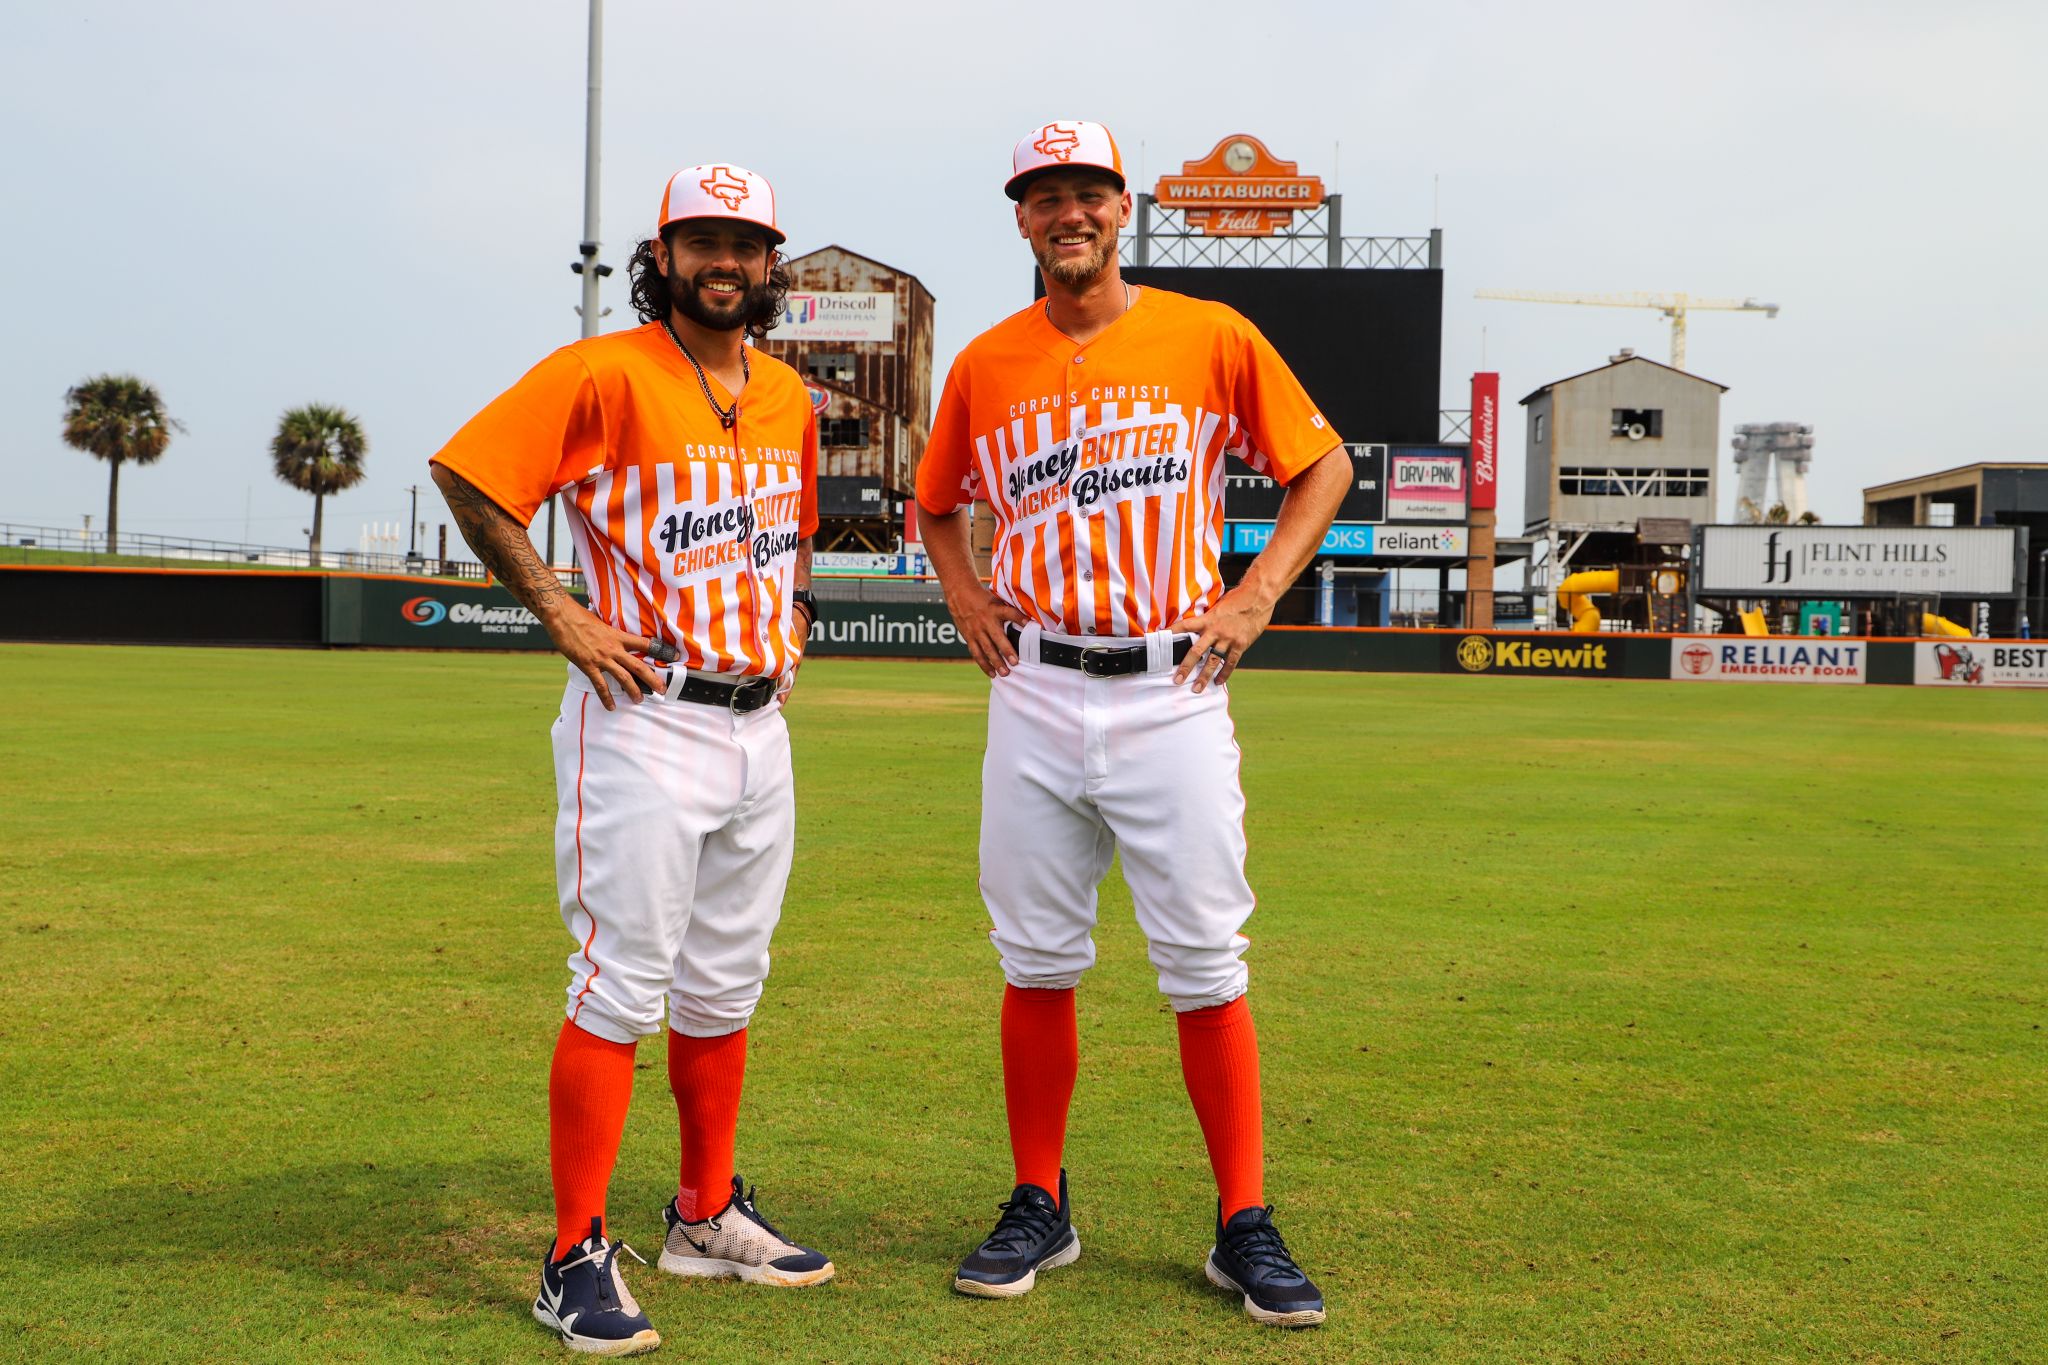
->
[550, 0, 611, 570]
[406, 484, 424, 568]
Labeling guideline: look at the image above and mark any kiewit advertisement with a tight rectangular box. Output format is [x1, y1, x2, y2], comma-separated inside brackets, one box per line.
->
[1443, 633, 1622, 678]
[1913, 641, 2048, 688]
[1468, 372, 1499, 511]
[1670, 638, 1867, 684]
[774, 292, 894, 342]
[1696, 526, 2022, 597]
[1387, 452, 1467, 521]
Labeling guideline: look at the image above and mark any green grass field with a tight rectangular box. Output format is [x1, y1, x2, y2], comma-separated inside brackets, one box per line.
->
[1, 645, 2042, 1364]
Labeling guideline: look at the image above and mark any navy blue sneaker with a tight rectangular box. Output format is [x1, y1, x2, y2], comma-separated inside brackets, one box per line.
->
[1205, 1204, 1326, 1327]
[953, 1170, 1081, 1298]
[533, 1218, 662, 1356]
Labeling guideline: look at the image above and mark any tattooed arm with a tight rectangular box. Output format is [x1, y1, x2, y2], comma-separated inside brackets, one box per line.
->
[430, 463, 662, 710]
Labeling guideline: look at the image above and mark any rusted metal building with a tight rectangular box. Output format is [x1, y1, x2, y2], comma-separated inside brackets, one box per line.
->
[757, 246, 935, 552]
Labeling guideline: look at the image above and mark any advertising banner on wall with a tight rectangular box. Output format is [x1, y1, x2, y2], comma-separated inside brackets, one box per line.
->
[1443, 632, 1623, 677]
[1696, 526, 2022, 597]
[1670, 637, 1867, 684]
[1469, 372, 1499, 510]
[1226, 443, 1385, 521]
[1912, 640, 2048, 688]
[1229, 522, 1376, 557]
[1388, 451, 1467, 521]
[342, 577, 572, 650]
[775, 292, 895, 342]
[803, 601, 969, 659]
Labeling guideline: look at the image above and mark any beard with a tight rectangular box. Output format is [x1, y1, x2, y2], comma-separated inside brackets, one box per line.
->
[1034, 224, 1117, 287]
[670, 267, 774, 332]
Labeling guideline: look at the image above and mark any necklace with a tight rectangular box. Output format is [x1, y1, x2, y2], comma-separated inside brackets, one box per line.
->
[1043, 282, 1133, 332]
[661, 318, 747, 430]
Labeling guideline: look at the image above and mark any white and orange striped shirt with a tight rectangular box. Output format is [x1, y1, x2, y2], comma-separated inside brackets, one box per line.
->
[431, 322, 819, 677]
[916, 287, 1340, 636]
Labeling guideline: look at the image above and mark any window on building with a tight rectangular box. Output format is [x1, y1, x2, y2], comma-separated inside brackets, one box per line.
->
[820, 416, 870, 448]
[805, 352, 856, 384]
[1559, 467, 1710, 498]
[1533, 413, 1546, 444]
[1610, 408, 1664, 440]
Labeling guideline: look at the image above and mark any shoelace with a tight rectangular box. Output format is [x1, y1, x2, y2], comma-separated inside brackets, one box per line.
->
[554, 1238, 648, 1307]
[981, 1195, 1061, 1255]
[1222, 1208, 1306, 1282]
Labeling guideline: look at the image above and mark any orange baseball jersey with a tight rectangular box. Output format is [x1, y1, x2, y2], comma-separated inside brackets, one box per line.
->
[916, 287, 1341, 636]
[431, 322, 819, 677]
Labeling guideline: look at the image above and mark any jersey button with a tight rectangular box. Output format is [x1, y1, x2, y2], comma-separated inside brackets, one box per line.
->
[1072, 354, 1085, 364]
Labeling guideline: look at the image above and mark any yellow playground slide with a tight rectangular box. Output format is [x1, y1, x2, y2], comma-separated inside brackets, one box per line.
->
[1556, 570, 1617, 633]
[1922, 613, 1971, 638]
[1739, 609, 1770, 636]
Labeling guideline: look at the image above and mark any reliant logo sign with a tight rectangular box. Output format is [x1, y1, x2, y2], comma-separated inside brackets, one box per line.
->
[1670, 638, 1866, 684]
[1153, 135, 1326, 237]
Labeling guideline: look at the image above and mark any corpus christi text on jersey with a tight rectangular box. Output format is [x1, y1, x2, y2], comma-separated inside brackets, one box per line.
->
[1006, 385, 1175, 420]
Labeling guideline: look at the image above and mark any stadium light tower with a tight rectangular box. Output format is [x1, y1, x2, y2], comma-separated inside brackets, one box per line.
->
[549, 0, 612, 569]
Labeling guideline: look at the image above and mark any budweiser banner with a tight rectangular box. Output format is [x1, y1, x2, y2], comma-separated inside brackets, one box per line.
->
[1469, 372, 1499, 510]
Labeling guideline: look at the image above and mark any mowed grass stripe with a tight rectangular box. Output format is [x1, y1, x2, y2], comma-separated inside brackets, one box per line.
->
[0, 644, 2041, 1363]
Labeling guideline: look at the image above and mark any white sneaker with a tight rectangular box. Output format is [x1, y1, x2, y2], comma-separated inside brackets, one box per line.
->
[657, 1176, 835, 1288]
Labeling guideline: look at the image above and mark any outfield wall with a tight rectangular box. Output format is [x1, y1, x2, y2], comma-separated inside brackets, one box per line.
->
[4, 566, 2042, 687]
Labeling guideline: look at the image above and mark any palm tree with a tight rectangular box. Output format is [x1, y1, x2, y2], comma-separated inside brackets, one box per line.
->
[61, 375, 182, 555]
[270, 404, 368, 567]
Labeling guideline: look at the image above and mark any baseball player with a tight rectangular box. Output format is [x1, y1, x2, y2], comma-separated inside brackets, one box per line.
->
[430, 163, 833, 1356]
[915, 121, 1351, 1328]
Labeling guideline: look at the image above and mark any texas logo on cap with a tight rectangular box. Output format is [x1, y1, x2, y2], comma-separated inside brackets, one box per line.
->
[1032, 123, 1083, 162]
[1007, 119, 1124, 200]
[699, 166, 750, 211]
[657, 162, 784, 243]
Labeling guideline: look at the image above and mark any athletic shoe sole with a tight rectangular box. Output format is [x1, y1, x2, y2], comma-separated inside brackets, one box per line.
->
[1204, 1252, 1327, 1328]
[532, 1300, 663, 1355]
[952, 1229, 1081, 1299]
[656, 1250, 835, 1288]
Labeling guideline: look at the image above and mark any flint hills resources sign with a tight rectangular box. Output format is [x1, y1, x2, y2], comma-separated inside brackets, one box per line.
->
[1153, 135, 1325, 237]
[1697, 526, 2021, 597]
[1671, 638, 1867, 684]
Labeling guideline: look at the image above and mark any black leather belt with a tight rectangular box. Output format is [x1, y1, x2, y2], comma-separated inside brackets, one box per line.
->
[1006, 624, 1194, 679]
[660, 671, 778, 712]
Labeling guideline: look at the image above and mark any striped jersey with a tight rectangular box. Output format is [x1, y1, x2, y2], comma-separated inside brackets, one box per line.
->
[431, 322, 819, 677]
[916, 287, 1340, 637]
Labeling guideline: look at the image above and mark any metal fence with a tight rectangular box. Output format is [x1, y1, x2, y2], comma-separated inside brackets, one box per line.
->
[0, 522, 495, 578]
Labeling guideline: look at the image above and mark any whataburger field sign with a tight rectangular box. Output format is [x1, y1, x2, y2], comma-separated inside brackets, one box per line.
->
[1153, 135, 1325, 236]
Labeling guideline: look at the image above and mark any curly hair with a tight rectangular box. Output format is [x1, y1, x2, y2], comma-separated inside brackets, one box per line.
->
[628, 229, 791, 340]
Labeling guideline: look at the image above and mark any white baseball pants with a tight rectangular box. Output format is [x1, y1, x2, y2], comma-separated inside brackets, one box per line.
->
[980, 625, 1255, 1011]
[550, 667, 795, 1044]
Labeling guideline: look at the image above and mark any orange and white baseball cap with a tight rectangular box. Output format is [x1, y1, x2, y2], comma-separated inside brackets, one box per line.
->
[1005, 120, 1125, 200]
[656, 163, 784, 244]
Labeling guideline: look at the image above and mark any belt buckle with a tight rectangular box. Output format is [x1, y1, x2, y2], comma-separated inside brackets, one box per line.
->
[731, 677, 776, 713]
[1079, 646, 1120, 678]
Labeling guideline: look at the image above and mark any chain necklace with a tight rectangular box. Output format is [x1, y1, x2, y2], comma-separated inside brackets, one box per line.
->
[661, 318, 747, 430]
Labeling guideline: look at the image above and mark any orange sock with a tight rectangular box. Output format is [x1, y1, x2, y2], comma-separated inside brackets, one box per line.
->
[549, 1018, 638, 1259]
[1175, 995, 1264, 1220]
[669, 1028, 748, 1222]
[1002, 984, 1078, 1197]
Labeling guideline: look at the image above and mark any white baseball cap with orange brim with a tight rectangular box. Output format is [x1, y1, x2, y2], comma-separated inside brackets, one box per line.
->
[1006, 121, 1125, 200]
[657, 163, 785, 244]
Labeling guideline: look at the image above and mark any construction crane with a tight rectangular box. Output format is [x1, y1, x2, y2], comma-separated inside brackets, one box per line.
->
[1474, 290, 1779, 370]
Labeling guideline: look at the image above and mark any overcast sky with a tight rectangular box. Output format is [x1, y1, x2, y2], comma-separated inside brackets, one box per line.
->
[5, 0, 2041, 557]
